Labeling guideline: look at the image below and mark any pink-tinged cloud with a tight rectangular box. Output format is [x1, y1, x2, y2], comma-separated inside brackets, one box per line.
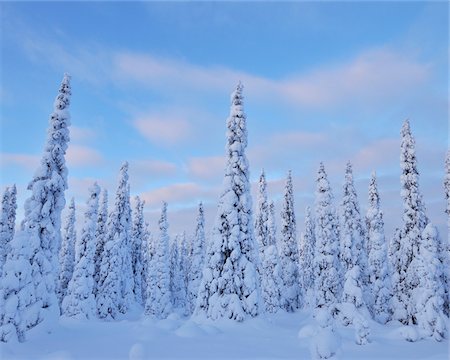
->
[113, 48, 430, 109]
[66, 144, 103, 167]
[140, 182, 219, 209]
[1, 153, 40, 170]
[133, 114, 192, 145]
[352, 138, 400, 172]
[186, 155, 225, 181]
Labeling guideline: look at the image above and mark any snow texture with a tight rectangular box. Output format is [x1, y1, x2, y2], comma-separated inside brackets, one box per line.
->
[131, 196, 145, 305]
[0, 185, 16, 275]
[94, 189, 108, 296]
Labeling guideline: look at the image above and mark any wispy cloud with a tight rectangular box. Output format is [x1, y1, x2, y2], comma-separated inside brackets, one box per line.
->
[133, 112, 192, 145]
[186, 155, 225, 181]
[66, 144, 104, 167]
[1, 153, 40, 170]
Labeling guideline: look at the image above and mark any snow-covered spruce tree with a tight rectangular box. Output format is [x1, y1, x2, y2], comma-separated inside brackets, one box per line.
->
[339, 162, 367, 314]
[389, 227, 404, 322]
[97, 162, 132, 319]
[279, 170, 301, 311]
[131, 196, 145, 305]
[94, 189, 108, 295]
[416, 224, 447, 341]
[0, 187, 12, 273]
[141, 221, 152, 304]
[195, 83, 260, 321]
[187, 202, 206, 315]
[145, 202, 171, 318]
[0, 231, 42, 342]
[256, 170, 282, 313]
[62, 183, 100, 319]
[20, 73, 72, 317]
[366, 172, 392, 324]
[398, 119, 429, 325]
[441, 150, 450, 317]
[314, 163, 341, 309]
[178, 232, 189, 314]
[169, 235, 181, 308]
[299, 206, 316, 308]
[57, 198, 76, 304]
[7, 185, 17, 245]
[268, 201, 277, 247]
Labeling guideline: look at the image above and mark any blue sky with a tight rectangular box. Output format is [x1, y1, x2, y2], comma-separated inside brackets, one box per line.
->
[1, 1, 448, 236]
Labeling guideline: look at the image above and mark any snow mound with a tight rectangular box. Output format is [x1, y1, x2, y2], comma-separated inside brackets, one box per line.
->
[311, 327, 341, 359]
[298, 324, 318, 339]
[175, 321, 206, 338]
[156, 317, 182, 331]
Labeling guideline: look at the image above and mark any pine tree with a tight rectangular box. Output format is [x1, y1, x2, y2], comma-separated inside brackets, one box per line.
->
[94, 189, 108, 296]
[131, 196, 145, 305]
[57, 198, 77, 304]
[256, 171, 282, 313]
[416, 224, 447, 341]
[195, 83, 260, 321]
[366, 173, 391, 324]
[279, 170, 301, 311]
[314, 163, 340, 309]
[187, 202, 206, 315]
[299, 206, 316, 308]
[62, 183, 100, 319]
[145, 202, 171, 319]
[20, 73, 72, 317]
[340, 162, 366, 311]
[97, 162, 132, 319]
[398, 119, 428, 325]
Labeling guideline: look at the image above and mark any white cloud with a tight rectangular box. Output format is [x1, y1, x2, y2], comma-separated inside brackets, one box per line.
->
[186, 155, 225, 181]
[66, 144, 103, 167]
[133, 113, 192, 145]
[1, 153, 39, 170]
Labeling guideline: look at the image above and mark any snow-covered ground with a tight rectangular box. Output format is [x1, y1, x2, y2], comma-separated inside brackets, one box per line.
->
[1, 308, 448, 359]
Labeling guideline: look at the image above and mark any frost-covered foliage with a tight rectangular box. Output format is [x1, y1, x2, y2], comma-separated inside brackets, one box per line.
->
[62, 183, 100, 319]
[20, 73, 72, 314]
[442, 151, 450, 316]
[0, 231, 42, 342]
[196, 83, 260, 321]
[279, 170, 301, 311]
[170, 235, 183, 309]
[314, 163, 340, 308]
[178, 232, 189, 314]
[145, 202, 171, 319]
[141, 221, 152, 304]
[187, 202, 205, 315]
[389, 228, 404, 322]
[256, 171, 282, 313]
[57, 198, 76, 304]
[398, 120, 428, 325]
[340, 162, 367, 312]
[94, 189, 108, 296]
[131, 196, 145, 305]
[415, 224, 447, 341]
[366, 173, 391, 324]
[97, 163, 132, 319]
[268, 201, 277, 247]
[299, 206, 315, 308]
[0, 186, 17, 274]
